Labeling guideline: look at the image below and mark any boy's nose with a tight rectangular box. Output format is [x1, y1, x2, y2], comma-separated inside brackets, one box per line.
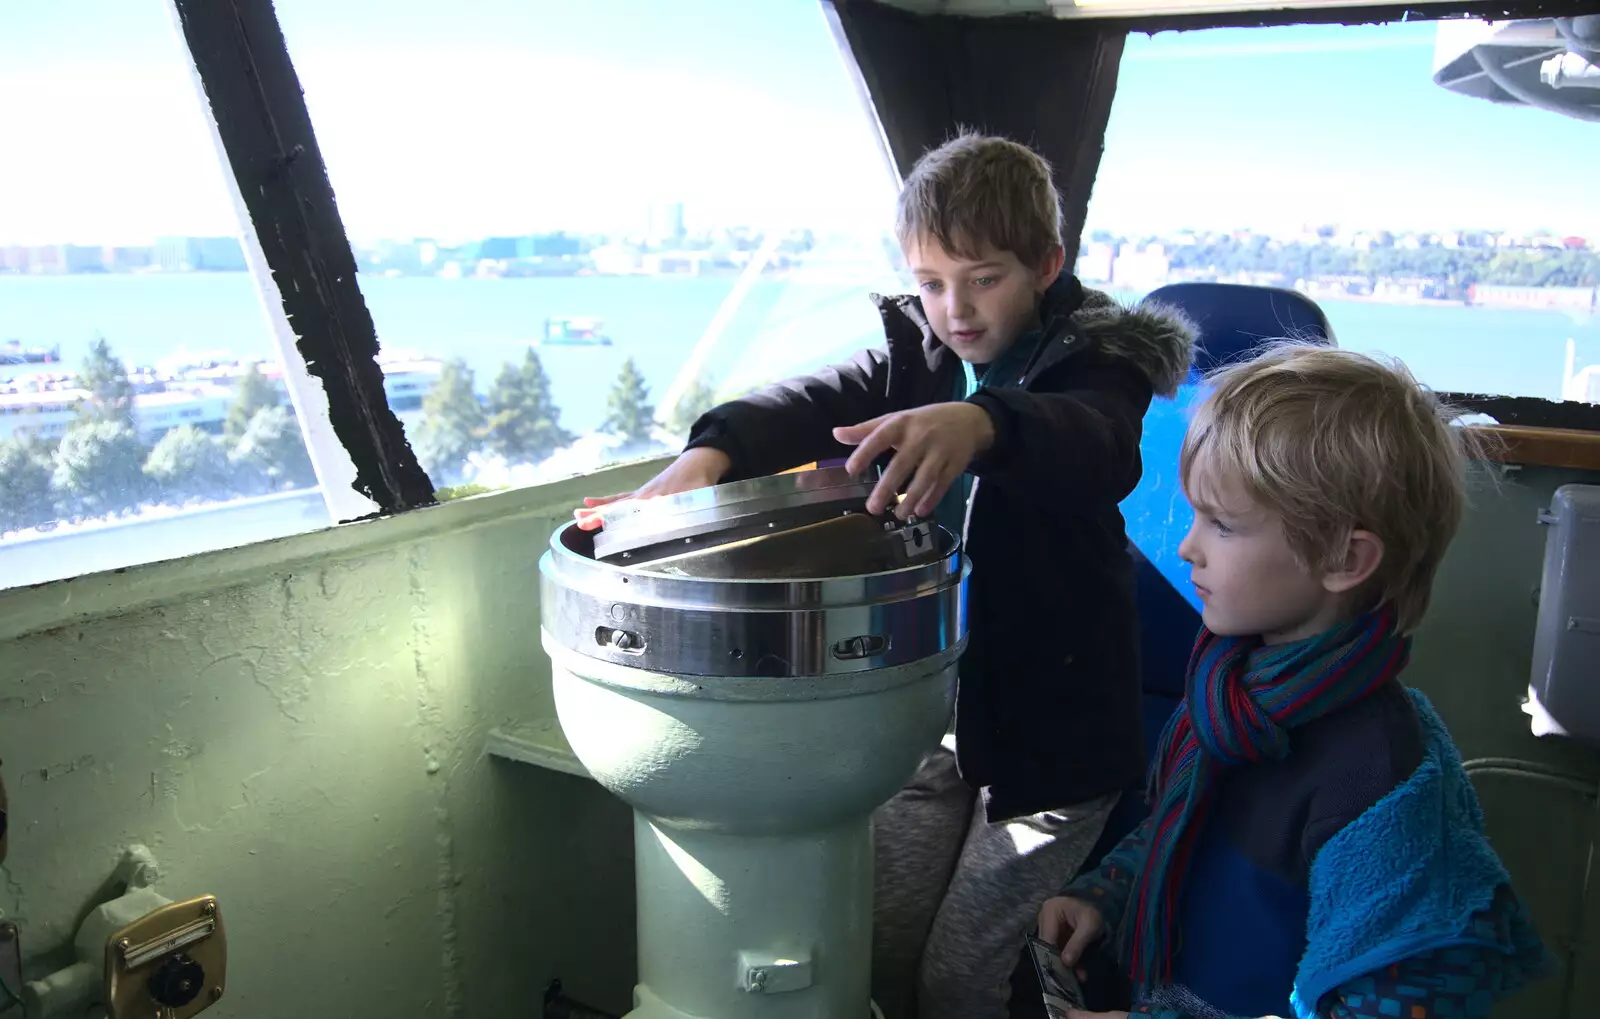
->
[945, 288, 975, 319]
[1177, 529, 1198, 565]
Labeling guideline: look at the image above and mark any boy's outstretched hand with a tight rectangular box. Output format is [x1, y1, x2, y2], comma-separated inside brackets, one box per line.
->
[834, 402, 994, 519]
[574, 447, 732, 531]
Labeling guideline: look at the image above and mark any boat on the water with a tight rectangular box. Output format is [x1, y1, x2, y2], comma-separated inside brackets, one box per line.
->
[0, 340, 61, 365]
[536, 316, 612, 347]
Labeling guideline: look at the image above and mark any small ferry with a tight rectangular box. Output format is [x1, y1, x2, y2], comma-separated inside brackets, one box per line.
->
[536, 316, 612, 347]
[0, 340, 62, 365]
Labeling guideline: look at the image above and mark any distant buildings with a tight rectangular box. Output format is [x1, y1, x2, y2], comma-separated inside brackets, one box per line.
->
[2, 219, 1590, 289]
[0, 236, 246, 274]
[106, 246, 154, 271]
[61, 244, 106, 273]
[0, 354, 441, 444]
[1073, 241, 1171, 290]
[1469, 284, 1598, 312]
[154, 236, 247, 272]
[343, 216, 813, 280]
[1075, 243, 1114, 284]
[1110, 243, 1170, 291]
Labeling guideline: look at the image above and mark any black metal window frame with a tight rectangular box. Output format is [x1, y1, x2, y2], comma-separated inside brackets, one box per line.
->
[169, 0, 1600, 527]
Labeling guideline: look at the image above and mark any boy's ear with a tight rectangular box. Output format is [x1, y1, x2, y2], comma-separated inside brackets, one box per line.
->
[1322, 529, 1384, 594]
[1035, 246, 1065, 290]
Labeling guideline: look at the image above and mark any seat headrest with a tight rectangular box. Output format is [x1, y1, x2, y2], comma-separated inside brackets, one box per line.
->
[1143, 282, 1335, 379]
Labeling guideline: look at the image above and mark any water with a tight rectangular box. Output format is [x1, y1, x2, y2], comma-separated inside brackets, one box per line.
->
[4, 274, 1595, 419]
[1285, 300, 1597, 400]
[0, 272, 893, 434]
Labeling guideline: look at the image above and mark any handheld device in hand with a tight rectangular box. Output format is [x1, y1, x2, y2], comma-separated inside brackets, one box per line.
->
[1027, 935, 1086, 1018]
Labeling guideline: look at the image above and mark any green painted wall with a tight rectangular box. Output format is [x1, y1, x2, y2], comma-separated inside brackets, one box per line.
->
[1405, 464, 1600, 1018]
[0, 458, 1595, 1018]
[0, 460, 666, 1018]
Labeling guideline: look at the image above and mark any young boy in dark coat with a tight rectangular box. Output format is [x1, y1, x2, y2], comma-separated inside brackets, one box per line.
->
[580, 133, 1195, 1018]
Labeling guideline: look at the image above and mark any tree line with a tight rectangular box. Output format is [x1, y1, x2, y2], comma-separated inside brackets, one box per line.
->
[410, 350, 719, 484]
[0, 338, 316, 535]
[0, 341, 726, 536]
[1136, 237, 1600, 293]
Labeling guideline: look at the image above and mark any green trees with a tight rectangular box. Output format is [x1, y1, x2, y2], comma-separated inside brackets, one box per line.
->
[144, 425, 233, 501]
[54, 339, 148, 516]
[602, 356, 655, 446]
[412, 358, 486, 481]
[1, 338, 154, 531]
[229, 405, 316, 492]
[0, 437, 56, 534]
[1158, 238, 1600, 292]
[53, 418, 149, 515]
[0, 344, 325, 533]
[224, 362, 281, 441]
[666, 373, 718, 437]
[485, 348, 572, 464]
[77, 335, 135, 425]
[0, 337, 692, 532]
[407, 348, 583, 481]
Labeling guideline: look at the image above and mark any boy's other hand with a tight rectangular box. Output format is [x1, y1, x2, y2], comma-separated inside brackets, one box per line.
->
[834, 402, 994, 518]
[1037, 895, 1105, 972]
[575, 447, 732, 531]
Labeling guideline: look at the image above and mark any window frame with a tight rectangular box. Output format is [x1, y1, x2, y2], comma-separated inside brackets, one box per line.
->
[150, 0, 1599, 542]
[171, 0, 436, 519]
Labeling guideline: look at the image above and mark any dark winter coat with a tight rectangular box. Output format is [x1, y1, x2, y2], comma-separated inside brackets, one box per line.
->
[686, 273, 1195, 819]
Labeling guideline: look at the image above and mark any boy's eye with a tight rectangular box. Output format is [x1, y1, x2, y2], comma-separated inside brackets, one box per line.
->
[919, 280, 943, 293]
[973, 276, 996, 287]
[1210, 517, 1234, 536]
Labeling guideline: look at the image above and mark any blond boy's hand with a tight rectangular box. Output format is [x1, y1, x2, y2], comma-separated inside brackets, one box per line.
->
[1037, 895, 1106, 971]
[834, 402, 994, 519]
[575, 447, 732, 531]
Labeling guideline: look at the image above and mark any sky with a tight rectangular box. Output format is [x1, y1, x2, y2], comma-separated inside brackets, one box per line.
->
[1, 0, 1597, 247]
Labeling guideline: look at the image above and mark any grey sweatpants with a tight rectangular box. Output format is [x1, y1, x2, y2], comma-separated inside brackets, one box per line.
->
[871, 735, 1119, 1019]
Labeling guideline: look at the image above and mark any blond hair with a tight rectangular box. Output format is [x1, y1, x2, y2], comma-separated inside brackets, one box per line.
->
[1180, 344, 1468, 634]
[895, 132, 1063, 269]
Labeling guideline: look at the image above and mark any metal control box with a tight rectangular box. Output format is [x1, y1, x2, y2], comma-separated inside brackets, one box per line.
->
[1530, 484, 1600, 742]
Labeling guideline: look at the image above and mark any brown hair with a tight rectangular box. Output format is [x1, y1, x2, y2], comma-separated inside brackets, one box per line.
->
[1180, 343, 1470, 633]
[894, 132, 1063, 269]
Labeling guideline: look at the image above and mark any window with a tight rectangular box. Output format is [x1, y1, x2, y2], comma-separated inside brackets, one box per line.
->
[270, 0, 904, 491]
[24, 2, 1583, 597]
[0, 0, 336, 589]
[1081, 21, 1600, 403]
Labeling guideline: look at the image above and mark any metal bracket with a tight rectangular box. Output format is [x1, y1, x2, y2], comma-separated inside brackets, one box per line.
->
[893, 520, 935, 558]
[105, 896, 227, 1019]
[737, 951, 813, 995]
[0, 922, 22, 1014]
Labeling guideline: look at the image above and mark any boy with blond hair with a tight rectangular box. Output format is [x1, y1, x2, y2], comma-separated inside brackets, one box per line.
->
[1038, 345, 1551, 1019]
[578, 133, 1194, 1017]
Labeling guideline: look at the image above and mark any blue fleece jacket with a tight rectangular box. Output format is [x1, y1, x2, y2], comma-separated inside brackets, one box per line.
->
[1065, 688, 1552, 1019]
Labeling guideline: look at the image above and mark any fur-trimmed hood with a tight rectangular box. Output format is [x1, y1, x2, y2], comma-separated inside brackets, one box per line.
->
[874, 274, 1196, 398]
[1056, 284, 1196, 398]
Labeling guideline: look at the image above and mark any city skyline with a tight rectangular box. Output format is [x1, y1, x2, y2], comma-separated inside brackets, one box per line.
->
[4, 217, 1592, 268]
[3, 2, 1600, 247]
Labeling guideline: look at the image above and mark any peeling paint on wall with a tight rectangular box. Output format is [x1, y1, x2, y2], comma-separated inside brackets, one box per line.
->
[0, 466, 658, 1016]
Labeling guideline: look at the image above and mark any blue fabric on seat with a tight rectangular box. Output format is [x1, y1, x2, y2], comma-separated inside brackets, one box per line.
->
[1144, 282, 1334, 379]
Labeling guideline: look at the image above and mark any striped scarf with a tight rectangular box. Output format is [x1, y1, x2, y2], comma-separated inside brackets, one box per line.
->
[1124, 607, 1411, 989]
